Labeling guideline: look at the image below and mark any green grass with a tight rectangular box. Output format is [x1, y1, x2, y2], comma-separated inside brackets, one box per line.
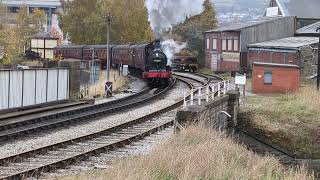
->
[239, 87, 320, 158]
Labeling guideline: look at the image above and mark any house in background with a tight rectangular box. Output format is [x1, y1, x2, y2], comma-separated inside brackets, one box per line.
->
[204, 16, 295, 72]
[264, 0, 320, 29]
[0, 0, 66, 31]
[31, 32, 58, 60]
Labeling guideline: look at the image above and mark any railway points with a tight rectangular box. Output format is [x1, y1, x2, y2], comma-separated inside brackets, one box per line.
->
[0, 73, 222, 179]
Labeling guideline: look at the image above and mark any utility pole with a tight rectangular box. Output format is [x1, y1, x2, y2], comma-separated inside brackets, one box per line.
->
[317, 27, 320, 90]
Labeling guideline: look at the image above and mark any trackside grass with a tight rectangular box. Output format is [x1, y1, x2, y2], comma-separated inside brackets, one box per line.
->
[59, 126, 313, 180]
[239, 87, 320, 158]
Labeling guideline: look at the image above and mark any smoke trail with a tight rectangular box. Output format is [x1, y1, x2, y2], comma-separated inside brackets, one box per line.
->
[161, 39, 187, 66]
[145, 0, 204, 38]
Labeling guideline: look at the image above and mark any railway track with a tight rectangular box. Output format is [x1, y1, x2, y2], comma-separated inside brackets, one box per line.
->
[236, 130, 296, 167]
[0, 73, 219, 180]
[0, 80, 176, 143]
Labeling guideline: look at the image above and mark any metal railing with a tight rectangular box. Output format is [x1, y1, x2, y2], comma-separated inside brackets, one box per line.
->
[183, 81, 230, 109]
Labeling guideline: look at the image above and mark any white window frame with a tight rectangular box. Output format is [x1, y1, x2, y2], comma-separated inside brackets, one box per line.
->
[212, 39, 217, 50]
[233, 39, 239, 51]
[222, 39, 227, 51]
[227, 39, 233, 51]
[206, 38, 210, 50]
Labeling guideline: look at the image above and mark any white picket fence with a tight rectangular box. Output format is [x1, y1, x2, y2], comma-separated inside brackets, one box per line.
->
[183, 81, 230, 109]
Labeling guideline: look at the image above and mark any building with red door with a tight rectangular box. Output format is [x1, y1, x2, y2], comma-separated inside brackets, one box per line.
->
[252, 62, 300, 94]
[204, 16, 295, 72]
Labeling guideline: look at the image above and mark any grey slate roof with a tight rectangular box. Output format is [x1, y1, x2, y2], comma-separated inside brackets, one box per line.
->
[296, 21, 320, 34]
[276, 0, 320, 18]
[206, 16, 285, 33]
[253, 62, 300, 68]
[248, 37, 319, 50]
[32, 32, 58, 40]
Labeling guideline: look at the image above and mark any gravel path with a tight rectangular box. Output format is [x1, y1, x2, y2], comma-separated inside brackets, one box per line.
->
[0, 81, 188, 159]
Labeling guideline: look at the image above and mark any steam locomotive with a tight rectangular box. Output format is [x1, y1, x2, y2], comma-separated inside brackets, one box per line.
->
[54, 40, 172, 87]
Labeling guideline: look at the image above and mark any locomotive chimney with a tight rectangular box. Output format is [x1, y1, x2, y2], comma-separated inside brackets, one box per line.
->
[154, 39, 161, 49]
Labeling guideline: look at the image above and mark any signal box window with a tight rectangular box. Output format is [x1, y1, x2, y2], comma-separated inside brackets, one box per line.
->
[234, 39, 239, 51]
[264, 71, 272, 84]
[222, 39, 227, 51]
[227, 39, 233, 51]
[212, 39, 217, 50]
[206, 38, 210, 49]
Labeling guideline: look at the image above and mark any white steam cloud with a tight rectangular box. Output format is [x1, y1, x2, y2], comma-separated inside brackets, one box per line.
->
[161, 39, 187, 66]
[145, 0, 205, 37]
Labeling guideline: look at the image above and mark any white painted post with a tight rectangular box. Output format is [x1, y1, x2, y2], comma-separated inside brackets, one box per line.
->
[218, 83, 221, 97]
[190, 89, 194, 105]
[198, 87, 202, 105]
[223, 81, 227, 95]
[226, 81, 229, 91]
[212, 85, 215, 100]
[206, 85, 209, 102]
[183, 92, 187, 109]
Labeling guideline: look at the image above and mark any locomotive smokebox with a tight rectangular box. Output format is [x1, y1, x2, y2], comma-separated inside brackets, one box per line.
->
[154, 39, 161, 49]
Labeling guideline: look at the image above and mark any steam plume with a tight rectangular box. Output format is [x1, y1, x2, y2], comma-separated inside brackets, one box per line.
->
[145, 0, 204, 38]
[161, 39, 187, 66]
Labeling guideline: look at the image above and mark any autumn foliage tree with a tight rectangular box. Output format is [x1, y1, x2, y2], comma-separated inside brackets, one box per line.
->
[167, 0, 217, 66]
[0, 4, 46, 64]
[60, 0, 153, 45]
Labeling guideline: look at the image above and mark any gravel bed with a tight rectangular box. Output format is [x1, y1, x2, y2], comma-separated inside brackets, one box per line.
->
[0, 81, 188, 159]
[174, 72, 208, 83]
[39, 127, 174, 180]
[95, 76, 147, 104]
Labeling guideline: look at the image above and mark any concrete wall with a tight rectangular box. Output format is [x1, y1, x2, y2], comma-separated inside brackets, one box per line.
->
[176, 91, 240, 132]
[252, 64, 300, 93]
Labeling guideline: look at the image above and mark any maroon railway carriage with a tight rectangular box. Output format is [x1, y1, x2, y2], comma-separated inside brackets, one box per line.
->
[54, 40, 172, 87]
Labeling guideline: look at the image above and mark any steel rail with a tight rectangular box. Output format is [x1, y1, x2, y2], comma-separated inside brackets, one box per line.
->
[0, 80, 176, 142]
[0, 77, 201, 180]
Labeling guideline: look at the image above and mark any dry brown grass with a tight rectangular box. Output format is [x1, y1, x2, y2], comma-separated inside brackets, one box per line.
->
[59, 126, 313, 180]
[240, 87, 320, 158]
[88, 69, 128, 98]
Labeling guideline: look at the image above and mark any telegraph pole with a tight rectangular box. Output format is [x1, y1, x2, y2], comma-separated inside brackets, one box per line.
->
[317, 27, 320, 90]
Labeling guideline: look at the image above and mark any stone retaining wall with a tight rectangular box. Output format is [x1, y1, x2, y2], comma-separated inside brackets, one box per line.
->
[175, 91, 240, 132]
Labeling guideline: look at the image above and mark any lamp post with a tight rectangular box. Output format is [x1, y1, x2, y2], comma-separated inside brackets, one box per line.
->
[316, 27, 320, 90]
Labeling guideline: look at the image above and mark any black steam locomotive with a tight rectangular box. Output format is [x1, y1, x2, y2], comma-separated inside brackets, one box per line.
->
[54, 40, 172, 87]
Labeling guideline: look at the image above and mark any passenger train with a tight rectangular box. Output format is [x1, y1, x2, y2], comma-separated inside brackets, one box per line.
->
[54, 40, 172, 87]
